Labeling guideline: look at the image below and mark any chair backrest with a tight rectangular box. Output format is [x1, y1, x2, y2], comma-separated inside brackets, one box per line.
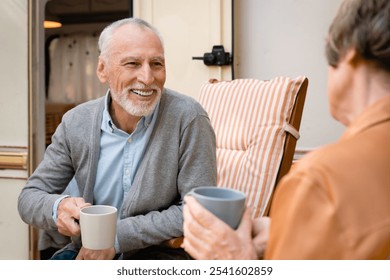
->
[45, 102, 75, 147]
[198, 76, 308, 218]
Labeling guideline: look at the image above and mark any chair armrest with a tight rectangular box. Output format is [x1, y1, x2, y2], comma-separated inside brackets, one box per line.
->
[162, 237, 184, 249]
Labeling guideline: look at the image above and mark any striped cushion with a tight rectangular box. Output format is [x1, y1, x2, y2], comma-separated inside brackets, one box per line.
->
[199, 76, 307, 217]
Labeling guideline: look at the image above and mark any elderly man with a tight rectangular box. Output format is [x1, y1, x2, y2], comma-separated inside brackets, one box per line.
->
[18, 18, 217, 260]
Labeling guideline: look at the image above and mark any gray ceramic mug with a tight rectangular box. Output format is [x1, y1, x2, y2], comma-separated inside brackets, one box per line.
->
[187, 186, 246, 229]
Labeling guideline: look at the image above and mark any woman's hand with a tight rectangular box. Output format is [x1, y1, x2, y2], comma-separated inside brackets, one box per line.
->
[182, 195, 258, 260]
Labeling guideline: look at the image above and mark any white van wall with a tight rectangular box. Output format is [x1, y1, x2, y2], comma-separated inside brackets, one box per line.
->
[235, 0, 345, 150]
[0, 0, 29, 260]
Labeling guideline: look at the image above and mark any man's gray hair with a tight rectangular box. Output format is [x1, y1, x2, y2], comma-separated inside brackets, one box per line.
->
[98, 17, 164, 59]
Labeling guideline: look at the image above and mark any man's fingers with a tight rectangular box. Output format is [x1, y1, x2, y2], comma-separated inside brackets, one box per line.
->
[57, 197, 88, 236]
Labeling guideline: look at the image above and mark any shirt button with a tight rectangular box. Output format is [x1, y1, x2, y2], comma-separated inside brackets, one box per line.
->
[128, 138, 132, 143]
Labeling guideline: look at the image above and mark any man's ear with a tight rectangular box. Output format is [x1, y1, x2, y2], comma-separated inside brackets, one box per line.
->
[96, 57, 108, 83]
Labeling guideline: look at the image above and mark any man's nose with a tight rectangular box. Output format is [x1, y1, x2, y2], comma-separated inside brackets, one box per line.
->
[137, 64, 154, 85]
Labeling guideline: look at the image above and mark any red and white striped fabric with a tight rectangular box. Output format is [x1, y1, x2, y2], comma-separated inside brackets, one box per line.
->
[199, 76, 307, 218]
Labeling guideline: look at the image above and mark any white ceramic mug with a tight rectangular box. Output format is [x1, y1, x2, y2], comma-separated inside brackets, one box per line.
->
[188, 186, 246, 229]
[79, 205, 117, 250]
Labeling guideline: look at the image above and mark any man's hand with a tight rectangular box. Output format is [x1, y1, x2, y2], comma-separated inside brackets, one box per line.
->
[76, 247, 116, 260]
[57, 197, 91, 236]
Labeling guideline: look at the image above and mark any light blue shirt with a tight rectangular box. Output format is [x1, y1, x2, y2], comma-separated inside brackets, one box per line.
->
[52, 92, 159, 220]
[94, 93, 159, 213]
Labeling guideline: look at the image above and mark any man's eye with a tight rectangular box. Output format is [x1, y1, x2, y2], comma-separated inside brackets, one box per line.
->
[125, 62, 139, 66]
[152, 62, 164, 67]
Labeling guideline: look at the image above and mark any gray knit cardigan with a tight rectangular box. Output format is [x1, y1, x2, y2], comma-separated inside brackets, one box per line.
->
[18, 88, 217, 254]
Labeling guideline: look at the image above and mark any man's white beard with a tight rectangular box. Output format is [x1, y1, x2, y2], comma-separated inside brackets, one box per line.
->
[111, 84, 162, 117]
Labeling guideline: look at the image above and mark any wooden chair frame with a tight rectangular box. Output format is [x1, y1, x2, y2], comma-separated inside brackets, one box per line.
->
[263, 77, 308, 215]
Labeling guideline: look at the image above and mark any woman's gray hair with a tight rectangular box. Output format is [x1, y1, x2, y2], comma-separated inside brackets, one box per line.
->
[325, 0, 390, 71]
[98, 17, 164, 59]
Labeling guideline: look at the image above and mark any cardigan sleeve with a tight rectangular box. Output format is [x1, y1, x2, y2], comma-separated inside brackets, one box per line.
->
[17, 119, 76, 230]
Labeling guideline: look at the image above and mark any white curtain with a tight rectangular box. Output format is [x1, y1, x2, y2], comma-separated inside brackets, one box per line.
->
[47, 33, 108, 104]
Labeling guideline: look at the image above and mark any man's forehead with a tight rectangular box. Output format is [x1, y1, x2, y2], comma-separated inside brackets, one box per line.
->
[111, 25, 162, 47]
[118, 55, 165, 62]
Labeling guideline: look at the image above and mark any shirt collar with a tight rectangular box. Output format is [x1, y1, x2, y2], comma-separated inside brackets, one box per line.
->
[341, 95, 390, 140]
